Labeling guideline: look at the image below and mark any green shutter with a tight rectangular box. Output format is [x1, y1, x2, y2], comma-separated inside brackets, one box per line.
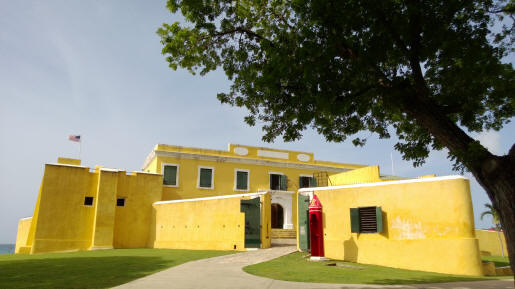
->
[310, 177, 317, 187]
[199, 168, 212, 188]
[236, 171, 248, 190]
[299, 176, 303, 188]
[163, 166, 177, 185]
[350, 208, 360, 233]
[280, 175, 287, 190]
[376, 206, 383, 233]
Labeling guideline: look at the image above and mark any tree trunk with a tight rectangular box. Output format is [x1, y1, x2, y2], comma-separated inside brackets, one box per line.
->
[471, 154, 515, 278]
[398, 91, 515, 279]
[497, 230, 505, 257]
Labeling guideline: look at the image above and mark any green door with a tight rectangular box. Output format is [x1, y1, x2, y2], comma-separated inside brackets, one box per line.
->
[241, 198, 261, 248]
[298, 194, 310, 251]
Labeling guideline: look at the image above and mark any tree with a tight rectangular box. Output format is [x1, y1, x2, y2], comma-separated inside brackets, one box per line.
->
[158, 0, 515, 274]
[481, 203, 505, 256]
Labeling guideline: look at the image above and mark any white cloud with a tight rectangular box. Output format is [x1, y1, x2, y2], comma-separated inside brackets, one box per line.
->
[475, 130, 501, 155]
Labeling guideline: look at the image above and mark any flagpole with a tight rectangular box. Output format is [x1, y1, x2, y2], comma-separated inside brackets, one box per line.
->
[79, 140, 82, 160]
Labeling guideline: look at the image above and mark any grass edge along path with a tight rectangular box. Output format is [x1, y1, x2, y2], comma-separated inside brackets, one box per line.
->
[243, 252, 512, 285]
[0, 248, 234, 289]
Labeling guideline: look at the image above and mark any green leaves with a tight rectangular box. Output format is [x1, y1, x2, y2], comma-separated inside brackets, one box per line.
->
[159, 0, 514, 169]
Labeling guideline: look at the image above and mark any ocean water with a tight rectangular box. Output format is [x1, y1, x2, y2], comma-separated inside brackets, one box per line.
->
[0, 244, 15, 254]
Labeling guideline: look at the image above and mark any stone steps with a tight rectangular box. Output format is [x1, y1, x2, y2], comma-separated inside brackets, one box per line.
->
[271, 229, 296, 239]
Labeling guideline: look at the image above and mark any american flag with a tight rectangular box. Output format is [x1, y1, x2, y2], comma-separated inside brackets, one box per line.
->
[68, 135, 81, 142]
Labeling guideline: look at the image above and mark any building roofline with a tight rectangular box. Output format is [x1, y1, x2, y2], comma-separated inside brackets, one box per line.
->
[141, 143, 366, 171]
[298, 175, 468, 193]
[142, 149, 357, 172]
[153, 191, 266, 205]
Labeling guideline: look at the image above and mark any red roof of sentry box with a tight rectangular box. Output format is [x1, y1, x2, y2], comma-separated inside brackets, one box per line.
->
[309, 194, 322, 208]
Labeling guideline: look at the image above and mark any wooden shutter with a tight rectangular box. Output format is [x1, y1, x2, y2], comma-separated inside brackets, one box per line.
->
[376, 206, 383, 233]
[350, 208, 360, 233]
[163, 166, 177, 185]
[279, 175, 287, 190]
[310, 177, 317, 187]
[358, 206, 378, 233]
[199, 168, 212, 188]
[236, 171, 248, 190]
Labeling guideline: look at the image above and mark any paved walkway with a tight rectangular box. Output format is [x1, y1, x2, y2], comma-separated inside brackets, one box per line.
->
[113, 245, 514, 289]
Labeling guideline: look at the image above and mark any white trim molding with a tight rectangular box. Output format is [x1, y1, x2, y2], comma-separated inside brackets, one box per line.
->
[297, 153, 311, 162]
[258, 149, 289, 159]
[197, 166, 215, 189]
[142, 150, 355, 173]
[234, 168, 250, 191]
[233, 147, 249, 156]
[161, 163, 180, 187]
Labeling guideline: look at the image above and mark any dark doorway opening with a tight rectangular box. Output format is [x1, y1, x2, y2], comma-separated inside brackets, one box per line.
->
[271, 203, 284, 229]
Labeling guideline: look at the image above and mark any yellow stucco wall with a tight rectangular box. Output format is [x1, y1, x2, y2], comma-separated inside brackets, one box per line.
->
[30, 164, 96, 253]
[152, 193, 271, 251]
[14, 218, 32, 254]
[261, 193, 272, 248]
[328, 166, 381, 185]
[143, 144, 364, 200]
[57, 157, 81, 166]
[139, 143, 369, 234]
[300, 176, 483, 276]
[476, 229, 508, 257]
[15, 163, 162, 254]
[113, 172, 162, 248]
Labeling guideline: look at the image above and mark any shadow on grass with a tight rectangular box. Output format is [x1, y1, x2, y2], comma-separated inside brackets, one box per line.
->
[367, 276, 491, 285]
[0, 256, 171, 289]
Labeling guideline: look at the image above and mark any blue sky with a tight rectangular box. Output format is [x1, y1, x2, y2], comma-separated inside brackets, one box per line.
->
[0, 1, 513, 243]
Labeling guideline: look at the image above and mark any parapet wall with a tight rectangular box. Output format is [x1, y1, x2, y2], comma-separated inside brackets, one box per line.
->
[152, 193, 271, 251]
[476, 229, 509, 257]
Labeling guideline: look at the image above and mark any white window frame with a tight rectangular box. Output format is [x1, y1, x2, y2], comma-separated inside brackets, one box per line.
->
[234, 169, 250, 191]
[269, 171, 285, 191]
[197, 166, 215, 189]
[162, 163, 180, 187]
[299, 174, 313, 188]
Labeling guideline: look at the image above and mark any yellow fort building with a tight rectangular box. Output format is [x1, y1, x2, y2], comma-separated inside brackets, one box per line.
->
[14, 143, 509, 277]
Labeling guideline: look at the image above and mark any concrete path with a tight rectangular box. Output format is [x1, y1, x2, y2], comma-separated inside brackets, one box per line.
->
[113, 245, 514, 289]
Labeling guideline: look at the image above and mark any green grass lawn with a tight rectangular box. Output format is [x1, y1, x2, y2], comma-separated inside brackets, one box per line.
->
[0, 248, 234, 289]
[482, 255, 510, 267]
[243, 252, 511, 285]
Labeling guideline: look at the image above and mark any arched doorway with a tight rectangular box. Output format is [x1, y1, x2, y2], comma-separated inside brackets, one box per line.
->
[271, 203, 284, 229]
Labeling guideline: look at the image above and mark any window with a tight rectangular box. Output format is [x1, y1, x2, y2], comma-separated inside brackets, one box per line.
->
[162, 164, 179, 186]
[84, 196, 94, 206]
[198, 167, 214, 189]
[299, 175, 317, 188]
[116, 198, 125, 207]
[350, 206, 383, 233]
[235, 169, 249, 191]
[270, 173, 287, 190]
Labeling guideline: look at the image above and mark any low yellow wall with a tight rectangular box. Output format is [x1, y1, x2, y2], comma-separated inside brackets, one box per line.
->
[328, 166, 380, 186]
[153, 193, 270, 251]
[301, 176, 483, 276]
[14, 218, 32, 254]
[476, 229, 508, 257]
